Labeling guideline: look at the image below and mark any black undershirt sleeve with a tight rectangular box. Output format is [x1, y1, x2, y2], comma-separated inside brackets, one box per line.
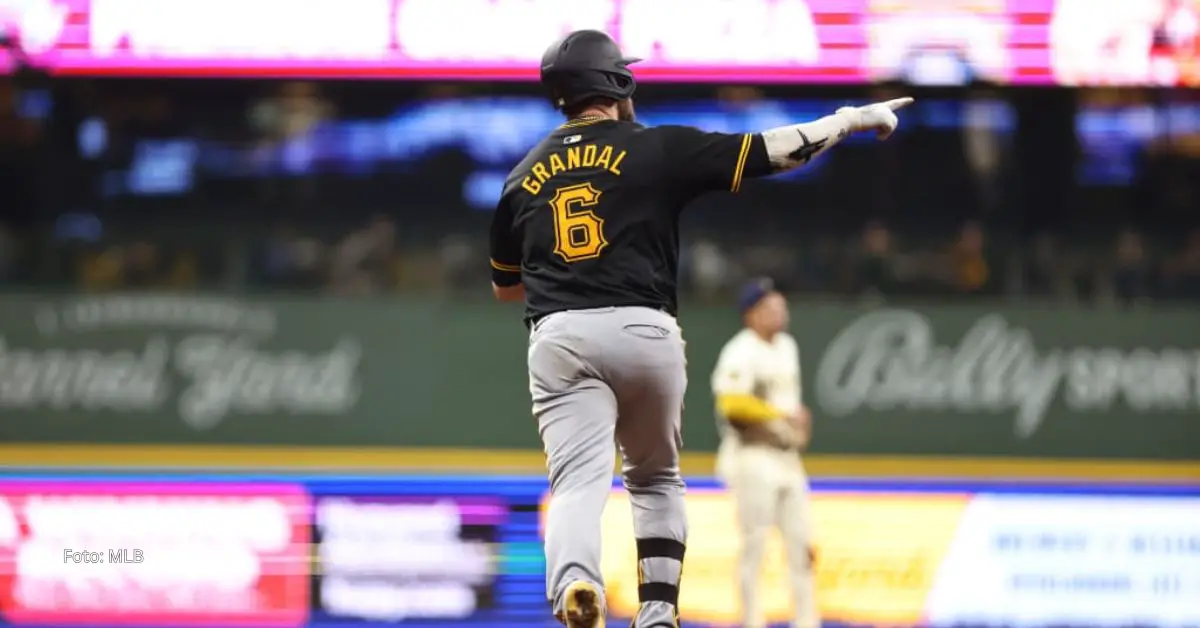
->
[488, 195, 523, 287]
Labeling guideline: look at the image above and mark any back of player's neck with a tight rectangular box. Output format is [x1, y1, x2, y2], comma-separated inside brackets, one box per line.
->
[571, 110, 613, 122]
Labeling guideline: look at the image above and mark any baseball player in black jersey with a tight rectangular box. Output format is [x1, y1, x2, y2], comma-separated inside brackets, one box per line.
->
[489, 30, 911, 628]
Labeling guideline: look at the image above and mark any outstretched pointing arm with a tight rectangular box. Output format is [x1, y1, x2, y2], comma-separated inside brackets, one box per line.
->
[661, 97, 913, 196]
[761, 97, 914, 173]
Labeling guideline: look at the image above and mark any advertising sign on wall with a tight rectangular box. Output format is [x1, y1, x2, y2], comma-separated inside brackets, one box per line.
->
[2, 296, 1198, 460]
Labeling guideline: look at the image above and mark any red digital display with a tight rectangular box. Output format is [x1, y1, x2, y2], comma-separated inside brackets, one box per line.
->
[0, 481, 310, 627]
[0, 0, 1076, 84]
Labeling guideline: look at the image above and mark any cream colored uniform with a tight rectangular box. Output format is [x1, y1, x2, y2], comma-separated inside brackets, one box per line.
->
[711, 329, 818, 628]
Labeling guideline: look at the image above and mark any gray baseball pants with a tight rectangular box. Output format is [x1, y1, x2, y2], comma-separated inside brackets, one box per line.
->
[529, 306, 688, 628]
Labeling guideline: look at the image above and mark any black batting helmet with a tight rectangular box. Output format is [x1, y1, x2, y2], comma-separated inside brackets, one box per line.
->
[540, 30, 640, 110]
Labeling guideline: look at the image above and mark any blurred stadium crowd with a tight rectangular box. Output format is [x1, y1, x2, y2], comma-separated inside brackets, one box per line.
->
[0, 77, 1199, 304]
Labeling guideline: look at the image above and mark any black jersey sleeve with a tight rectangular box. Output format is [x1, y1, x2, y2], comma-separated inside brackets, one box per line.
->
[489, 195, 523, 287]
[657, 125, 774, 196]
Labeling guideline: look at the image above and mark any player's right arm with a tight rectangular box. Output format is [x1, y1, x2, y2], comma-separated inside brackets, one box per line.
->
[711, 337, 782, 424]
[488, 193, 524, 302]
[660, 98, 913, 196]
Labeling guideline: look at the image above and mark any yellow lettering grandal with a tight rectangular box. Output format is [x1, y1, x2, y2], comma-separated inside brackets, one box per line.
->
[532, 163, 551, 184]
[522, 145, 629, 194]
[595, 145, 613, 171]
[609, 149, 626, 175]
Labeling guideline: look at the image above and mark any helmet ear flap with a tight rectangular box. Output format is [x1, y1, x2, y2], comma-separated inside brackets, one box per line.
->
[609, 73, 634, 93]
[545, 70, 630, 111]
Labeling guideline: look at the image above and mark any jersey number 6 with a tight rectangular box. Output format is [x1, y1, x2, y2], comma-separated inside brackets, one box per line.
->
[550, 182, 608, 263]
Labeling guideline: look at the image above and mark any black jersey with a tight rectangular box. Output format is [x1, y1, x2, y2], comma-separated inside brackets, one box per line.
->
[489, 117, 772, 324]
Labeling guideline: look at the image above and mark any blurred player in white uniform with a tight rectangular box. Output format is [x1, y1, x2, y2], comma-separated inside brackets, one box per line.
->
[710, 278, 816, 628]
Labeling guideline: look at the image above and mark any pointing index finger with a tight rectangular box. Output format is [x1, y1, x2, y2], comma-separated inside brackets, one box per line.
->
[885, 97, 915, 111]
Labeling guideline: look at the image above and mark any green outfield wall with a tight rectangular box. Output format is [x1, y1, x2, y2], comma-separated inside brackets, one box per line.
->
[0, 294, 1197, 460]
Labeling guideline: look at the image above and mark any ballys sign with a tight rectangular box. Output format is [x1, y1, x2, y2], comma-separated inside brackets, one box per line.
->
[0, 296, 362, 430]
[815, 309, 1200, 438]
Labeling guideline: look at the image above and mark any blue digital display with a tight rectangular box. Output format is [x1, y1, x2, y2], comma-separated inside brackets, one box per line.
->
[1076, 102, 1200, 186]
[57, 95, 1200, 199]
[80, 98, 1017, 208]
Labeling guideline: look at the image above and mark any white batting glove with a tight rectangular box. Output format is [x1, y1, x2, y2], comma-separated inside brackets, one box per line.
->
[837, 97, 914, 140]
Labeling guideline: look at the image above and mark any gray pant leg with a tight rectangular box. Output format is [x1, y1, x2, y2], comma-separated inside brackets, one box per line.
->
[606, 309, 689, 628]
[529, 313, 618, 617]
